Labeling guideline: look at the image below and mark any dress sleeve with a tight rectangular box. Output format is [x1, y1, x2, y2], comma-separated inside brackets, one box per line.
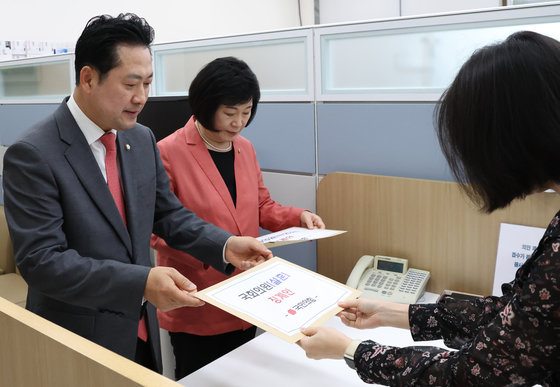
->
[352, 239, 559, 386]
[408, 294, 508, 348]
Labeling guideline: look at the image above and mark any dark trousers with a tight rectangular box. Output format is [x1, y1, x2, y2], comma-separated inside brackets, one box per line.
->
[169, 326, 257, 380]
[135, 336, 158, 372]
[134, 307, 158, 373]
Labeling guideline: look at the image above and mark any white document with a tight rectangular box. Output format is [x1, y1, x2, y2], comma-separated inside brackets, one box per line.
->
[195, 257, 361, 343]
[492, 223, 544, 296]
[257, 227, 346, 247]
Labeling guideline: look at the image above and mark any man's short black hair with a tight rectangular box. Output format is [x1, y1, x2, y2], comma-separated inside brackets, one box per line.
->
[436, 31, 560, 212]
[188, 57, 260, 131]
[74, 13, 154, 85]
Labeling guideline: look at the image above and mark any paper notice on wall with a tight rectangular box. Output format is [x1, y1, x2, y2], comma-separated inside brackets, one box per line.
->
[492, 223, 545, 296]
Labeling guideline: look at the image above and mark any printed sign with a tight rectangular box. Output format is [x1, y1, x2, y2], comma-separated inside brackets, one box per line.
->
[492, 223, 544, 296]
[195, 257, 361, 343]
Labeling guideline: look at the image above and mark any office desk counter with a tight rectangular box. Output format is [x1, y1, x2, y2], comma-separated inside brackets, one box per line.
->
[179, 293, 448, 387]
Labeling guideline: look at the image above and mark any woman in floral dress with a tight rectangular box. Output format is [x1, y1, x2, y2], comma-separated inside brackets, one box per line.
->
[297, 30, 560, 386]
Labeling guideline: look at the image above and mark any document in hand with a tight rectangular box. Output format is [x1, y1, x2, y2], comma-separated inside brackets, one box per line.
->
[195, 257, 361, 343]
[256, 227, 347, 247]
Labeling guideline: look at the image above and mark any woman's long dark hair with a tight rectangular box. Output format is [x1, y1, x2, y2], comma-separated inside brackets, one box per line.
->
[436, 31, 560, 212]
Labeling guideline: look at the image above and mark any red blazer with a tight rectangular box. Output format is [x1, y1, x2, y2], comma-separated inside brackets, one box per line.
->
[151, 117, 304, 335]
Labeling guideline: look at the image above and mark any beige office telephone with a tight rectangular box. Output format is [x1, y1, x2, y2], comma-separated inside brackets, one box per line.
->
[346, 255, 430, 304]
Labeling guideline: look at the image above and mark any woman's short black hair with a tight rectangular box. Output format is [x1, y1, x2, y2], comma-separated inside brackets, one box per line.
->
[188, 56, 260, 131]
[436, 31, 560, 213]
[74, 13, 154, 85]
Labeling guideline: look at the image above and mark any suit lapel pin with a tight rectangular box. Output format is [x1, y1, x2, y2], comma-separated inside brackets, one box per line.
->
[125, 144, 131, 151]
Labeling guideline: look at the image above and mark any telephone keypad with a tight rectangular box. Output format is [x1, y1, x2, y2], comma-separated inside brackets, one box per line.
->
[365, 272, 402, 294]
[398, 270, 429, 294]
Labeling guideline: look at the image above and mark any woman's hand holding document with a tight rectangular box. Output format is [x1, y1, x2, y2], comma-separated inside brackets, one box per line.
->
[195, 257, 361, 343]
[257, 227, 347, 247]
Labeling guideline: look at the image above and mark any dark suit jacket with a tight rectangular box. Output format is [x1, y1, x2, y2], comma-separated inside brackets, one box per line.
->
[2, 99, 234, 372]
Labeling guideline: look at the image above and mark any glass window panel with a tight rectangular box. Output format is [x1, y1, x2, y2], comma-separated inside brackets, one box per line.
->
[320, 16, 560, 99]
[0, 60, 71, 100]
[154, 38, 308, 97]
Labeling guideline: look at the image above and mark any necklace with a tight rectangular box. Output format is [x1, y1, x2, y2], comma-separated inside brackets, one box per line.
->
[195, 120, 232, 152]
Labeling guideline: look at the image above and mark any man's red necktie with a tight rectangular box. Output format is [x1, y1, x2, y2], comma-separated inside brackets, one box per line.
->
[100, 132, 148, 342]
[100, 133, 127, 226]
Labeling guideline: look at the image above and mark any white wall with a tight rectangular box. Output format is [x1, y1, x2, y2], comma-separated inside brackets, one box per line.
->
[401, 0, 502, 16]
[2, 0, 509, 48]
[319, 0, 401, 23]
[319, 0, 503, 24]
[0, 0, 313, 45]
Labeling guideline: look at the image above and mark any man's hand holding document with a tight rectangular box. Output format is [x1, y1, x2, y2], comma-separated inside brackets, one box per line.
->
[195, 257, 361, 343]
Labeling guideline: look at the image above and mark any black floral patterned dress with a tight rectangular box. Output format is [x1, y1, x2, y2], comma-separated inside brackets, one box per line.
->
[354, 212, 560, 386]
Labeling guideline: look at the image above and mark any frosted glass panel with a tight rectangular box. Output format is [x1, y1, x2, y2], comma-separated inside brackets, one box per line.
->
[320, 17, 560, 98]
[0, 60, 71, 100]
[154, 38, 308, 97]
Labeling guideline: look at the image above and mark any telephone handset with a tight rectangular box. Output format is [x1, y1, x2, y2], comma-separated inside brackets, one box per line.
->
[347, 255, 430, 304]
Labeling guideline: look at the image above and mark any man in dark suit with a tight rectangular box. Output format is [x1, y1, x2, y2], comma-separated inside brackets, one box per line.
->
[1, 13, 272, 373]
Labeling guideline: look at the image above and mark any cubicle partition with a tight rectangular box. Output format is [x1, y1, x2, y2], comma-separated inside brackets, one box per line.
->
[0, 296, 179, 387]
[316, 173, 560, 296]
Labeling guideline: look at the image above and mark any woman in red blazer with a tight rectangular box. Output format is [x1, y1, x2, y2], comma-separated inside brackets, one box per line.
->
[150, 57, 324, 379]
